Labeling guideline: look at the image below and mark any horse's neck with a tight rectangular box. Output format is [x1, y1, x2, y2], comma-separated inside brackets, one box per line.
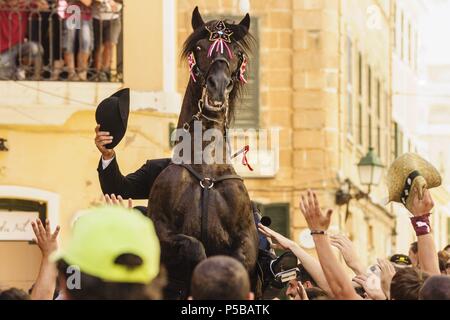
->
[176, 82, 229, 165]
[176, 81, 202, 129]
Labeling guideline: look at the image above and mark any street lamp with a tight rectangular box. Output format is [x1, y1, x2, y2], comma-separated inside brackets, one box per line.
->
[335, 148, 385, 222]
[357, 147, 384, 193]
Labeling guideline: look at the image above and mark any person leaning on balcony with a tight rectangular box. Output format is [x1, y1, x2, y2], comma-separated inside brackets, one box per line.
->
[92, 0, 122, 82]
[0, 0, 47, 80]
[59, 0, 94, 81]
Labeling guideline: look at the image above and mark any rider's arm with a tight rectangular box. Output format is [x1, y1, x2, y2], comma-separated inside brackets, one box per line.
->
[98, 157, 171, 199]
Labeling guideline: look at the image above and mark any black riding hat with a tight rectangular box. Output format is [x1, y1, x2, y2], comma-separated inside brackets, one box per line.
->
[95, 88, 130, 149]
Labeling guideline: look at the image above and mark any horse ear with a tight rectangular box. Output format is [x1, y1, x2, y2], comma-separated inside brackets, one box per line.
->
[238, 13, 251, 32]
[192, 6, 205, 30]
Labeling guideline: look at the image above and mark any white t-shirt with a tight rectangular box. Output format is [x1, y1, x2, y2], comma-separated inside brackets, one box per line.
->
[93, 0, 122, 21]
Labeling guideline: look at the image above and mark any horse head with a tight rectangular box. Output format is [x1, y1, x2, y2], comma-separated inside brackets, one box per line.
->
[180, 7, 254, 131]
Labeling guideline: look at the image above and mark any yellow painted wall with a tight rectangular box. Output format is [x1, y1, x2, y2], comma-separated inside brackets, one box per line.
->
[123, 0, 164, 91]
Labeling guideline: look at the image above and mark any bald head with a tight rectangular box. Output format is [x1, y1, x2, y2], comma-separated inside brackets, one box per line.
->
[419, 275, 450, 300]
[190, 256, 251, 300]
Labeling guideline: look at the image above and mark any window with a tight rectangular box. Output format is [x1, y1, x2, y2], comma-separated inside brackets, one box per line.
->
[347, 37, 353, 135]
[400, 12, 404, 61]
[385, 91, 389, 125]
[367, 66, 372, 148]
[358, 103, 363, 145]
[367, 66, 372, 108]
[358, 53, 363, 96]
[377, 125, 381, 157]
[393, 3, 397, 51]
[233, 18, 260, 129]
[368, 224, 374, 250]
[357, 53, 363, 145]
[256, 203, 289, 254]
[414, 31, 419, 70]
[377, 80, 381, 118]
[393, 122, 404, 158]
[408, 23, 413, 65]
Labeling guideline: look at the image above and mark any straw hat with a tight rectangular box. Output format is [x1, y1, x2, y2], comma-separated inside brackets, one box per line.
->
[386, 153, 442, 211]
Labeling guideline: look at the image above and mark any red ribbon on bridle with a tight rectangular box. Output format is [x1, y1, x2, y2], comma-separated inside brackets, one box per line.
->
[239, 54, 248, 84]
[232, 145, 254, 172]
[188, 52, 197, 83]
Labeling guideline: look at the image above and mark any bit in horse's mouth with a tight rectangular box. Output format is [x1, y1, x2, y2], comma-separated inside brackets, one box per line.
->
[204, 93, 227, 112]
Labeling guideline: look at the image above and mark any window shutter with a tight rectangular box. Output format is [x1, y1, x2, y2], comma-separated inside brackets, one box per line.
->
[257, 203, 290, 237]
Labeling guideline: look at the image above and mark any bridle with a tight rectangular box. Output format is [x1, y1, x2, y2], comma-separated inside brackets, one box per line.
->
[184, 51, 247, 134]
[184, 20, 249, 134]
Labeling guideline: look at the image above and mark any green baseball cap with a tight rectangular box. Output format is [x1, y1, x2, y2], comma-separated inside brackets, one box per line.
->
[52, 206, 160, 284]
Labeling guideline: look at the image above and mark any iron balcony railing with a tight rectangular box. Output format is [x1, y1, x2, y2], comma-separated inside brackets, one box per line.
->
[0, 0, 123, 82]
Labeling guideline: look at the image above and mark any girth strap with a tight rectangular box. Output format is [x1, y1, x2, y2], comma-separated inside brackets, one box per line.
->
[176, 164, 243, 248]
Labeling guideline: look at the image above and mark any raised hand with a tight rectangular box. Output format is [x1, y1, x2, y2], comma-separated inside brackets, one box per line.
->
[294, 282, 309, 301]
[95, 124, 115, 160]
[257, 223, 295, 250]
[353, 274, 386, 300]
[378, 258, 396, 300]
[299, 190, 333, 232]
[330, 234, 366, 275]
[410, 188, 434, 217]
[104, 194, 133, 209]
[31, 219, 60, 258]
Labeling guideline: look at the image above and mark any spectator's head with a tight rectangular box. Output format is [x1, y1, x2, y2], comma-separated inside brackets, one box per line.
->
[438, 250, 450, 275]
[286, 265, 317, 299]
[409, 242, 419, 267]
[54, 206, 163, 300]
[439, 257, 448, 275]
[286, 279, 301, 299]
[190, 256, 253, 300]
[389, 254, 412, 269]
[0, 288, 30, 300]
[444, 244, 450, 254]
[390, 267, 429, 300]
[419, 275, 450, 300]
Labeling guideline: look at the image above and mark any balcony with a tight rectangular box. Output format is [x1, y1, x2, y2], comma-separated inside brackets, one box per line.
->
[0, 1, 182, 126]
[0, 1, 123, 82]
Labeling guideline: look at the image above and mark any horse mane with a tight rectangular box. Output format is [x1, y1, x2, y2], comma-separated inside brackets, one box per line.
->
[181, 20, 255, 125]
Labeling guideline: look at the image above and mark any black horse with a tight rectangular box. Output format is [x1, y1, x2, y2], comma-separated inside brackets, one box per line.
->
[148, 7, 260, 299]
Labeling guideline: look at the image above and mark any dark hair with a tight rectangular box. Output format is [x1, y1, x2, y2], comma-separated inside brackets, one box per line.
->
[0, 288, 30, 300]
[191, 256, 250, 300]
[305, 287, 328, 300]
[444, 244, 450, 251]
[419, 275, 450, 300]
[390, 267, 429, 300]
[410, 242, 418, 254]
[57, 258, 166, 300]
[439, 257, 448, 273]
[298, 264, 317, 287]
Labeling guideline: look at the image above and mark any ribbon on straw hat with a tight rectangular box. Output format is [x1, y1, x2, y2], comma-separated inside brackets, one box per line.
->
[386, 153, 442, 212]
